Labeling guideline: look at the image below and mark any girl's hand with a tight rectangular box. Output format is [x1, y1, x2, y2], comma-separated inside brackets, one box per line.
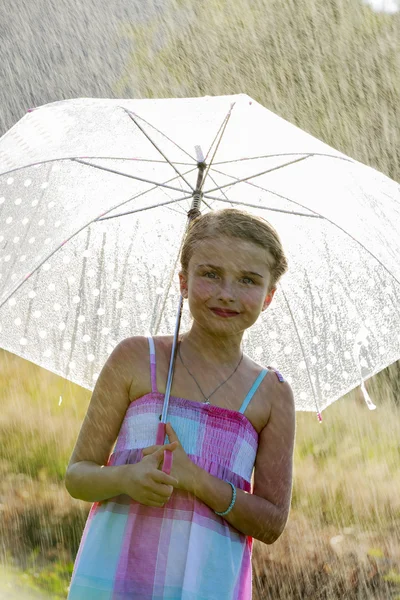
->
[121, 441, 179, 507]
[142, 423, 197, 493]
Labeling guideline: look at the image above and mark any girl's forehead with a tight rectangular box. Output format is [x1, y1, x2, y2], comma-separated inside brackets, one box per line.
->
[190, 237, 271, 270]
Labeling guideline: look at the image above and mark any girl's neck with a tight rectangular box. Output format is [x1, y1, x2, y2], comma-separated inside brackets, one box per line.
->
[179, 325, 244, 367]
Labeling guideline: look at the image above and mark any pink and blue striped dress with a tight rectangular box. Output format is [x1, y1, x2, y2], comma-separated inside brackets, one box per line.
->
[68, 337, 270, 600]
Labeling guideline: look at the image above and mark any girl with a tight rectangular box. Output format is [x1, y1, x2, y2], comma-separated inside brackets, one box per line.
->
[65, 208, 296, 600]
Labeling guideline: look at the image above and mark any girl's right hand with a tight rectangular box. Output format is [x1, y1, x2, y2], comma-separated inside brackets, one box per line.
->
[121, 442, 179, 507]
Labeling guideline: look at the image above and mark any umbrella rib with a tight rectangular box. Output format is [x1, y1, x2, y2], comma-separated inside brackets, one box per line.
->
[278, 282, 321, 417]
[93, 164, 196, 220]
[73, 158, 193, 194]
[203, 195, 322, 218]
[210, 152, 355, 167]
[203, 102, 236, 179]
[121, 107, 196, 162]
[0, 157, 197, 178]
[204, 155, 312, 194]
[97, 195, 194, 221]
[122, 108, 194, 191]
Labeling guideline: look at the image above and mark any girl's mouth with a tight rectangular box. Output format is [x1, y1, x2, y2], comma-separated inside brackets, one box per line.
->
[209, 308, 240, 318]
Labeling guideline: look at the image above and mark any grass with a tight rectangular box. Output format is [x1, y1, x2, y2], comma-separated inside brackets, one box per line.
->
[1, 348, 400, 598]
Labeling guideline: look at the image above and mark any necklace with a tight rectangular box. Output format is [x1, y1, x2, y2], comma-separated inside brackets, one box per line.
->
[177, 339, 244, 404]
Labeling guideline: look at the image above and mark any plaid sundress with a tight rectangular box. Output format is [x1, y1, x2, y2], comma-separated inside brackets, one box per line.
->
[68, 337, 269, 600]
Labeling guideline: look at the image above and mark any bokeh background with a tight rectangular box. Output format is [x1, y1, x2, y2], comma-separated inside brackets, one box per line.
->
[1, 0, 400, 597]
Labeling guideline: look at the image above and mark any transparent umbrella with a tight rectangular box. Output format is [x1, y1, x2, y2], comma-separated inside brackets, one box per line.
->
[1, 94, 399, 438]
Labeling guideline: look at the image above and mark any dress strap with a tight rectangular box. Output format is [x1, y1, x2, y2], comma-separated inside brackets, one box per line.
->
[239, 369, 268, 414]
[147, 337, 158, 393]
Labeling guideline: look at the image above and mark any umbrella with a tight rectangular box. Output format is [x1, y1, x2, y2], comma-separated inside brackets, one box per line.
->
[1, 94, 399, 436]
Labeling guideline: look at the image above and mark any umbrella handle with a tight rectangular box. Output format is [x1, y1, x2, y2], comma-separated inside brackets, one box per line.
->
[156, 422, 173, 474]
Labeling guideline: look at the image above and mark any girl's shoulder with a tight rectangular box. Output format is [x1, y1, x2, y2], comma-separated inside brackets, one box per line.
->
[244, 353, 286, 384]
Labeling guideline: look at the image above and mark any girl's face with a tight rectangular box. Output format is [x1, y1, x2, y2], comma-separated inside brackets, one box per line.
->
[179, 236, 276, 334]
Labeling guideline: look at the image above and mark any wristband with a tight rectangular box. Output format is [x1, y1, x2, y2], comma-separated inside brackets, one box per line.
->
[214, 480, 237, 516]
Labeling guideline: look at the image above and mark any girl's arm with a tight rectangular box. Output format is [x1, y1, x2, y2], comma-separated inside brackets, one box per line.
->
[190, 377, 296, 545]
[65, 337, 142, 501]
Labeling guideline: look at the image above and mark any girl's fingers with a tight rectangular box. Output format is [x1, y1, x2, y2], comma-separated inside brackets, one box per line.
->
[142, 441, 178, 457]
[153, 470, 178, 487]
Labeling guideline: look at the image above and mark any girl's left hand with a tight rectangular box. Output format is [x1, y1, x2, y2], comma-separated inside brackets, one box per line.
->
[142, 423, 197, 493]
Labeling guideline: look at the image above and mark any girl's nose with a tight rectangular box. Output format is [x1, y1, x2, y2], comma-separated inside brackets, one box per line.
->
[218, 280, 236, 302]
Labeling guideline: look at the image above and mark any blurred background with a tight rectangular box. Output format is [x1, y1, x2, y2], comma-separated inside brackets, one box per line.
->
[1, 0, 399, 597]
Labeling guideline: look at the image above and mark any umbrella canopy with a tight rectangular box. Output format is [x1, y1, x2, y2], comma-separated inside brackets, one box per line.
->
[1, 94, 399, 417]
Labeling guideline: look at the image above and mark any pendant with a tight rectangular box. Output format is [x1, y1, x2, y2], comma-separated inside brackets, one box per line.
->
[203, 399, 211, 405]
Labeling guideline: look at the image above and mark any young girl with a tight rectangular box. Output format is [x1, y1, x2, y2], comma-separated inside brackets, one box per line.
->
[65, 208, 296, 600]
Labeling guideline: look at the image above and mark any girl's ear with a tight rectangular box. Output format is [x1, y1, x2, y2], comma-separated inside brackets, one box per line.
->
[262, 287, 276, 311]
[179, 271, 188, 298]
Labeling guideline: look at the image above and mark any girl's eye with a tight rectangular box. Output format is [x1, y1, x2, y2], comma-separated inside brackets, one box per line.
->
[204, 272, 254, 284]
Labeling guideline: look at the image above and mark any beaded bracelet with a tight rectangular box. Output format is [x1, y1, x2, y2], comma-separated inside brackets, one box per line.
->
[214, 480, 237, 516]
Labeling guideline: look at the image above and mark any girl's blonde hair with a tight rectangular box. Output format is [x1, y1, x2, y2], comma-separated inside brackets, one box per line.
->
[180, 208, 288, 291]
